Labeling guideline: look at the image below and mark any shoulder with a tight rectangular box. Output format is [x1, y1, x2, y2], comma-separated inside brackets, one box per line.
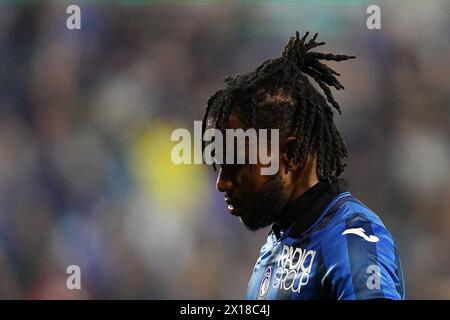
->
[319, 195, 404, 300]
[324, 195, 393, 244]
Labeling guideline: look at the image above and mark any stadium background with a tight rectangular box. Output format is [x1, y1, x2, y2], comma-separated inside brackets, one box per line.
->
[0, 0, 449, 299]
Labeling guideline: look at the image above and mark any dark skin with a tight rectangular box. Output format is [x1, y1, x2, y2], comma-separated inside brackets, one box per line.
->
[212, 111, 319, 231]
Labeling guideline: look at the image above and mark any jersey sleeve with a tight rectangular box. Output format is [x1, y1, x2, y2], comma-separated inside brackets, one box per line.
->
[320, 214, 405, 300]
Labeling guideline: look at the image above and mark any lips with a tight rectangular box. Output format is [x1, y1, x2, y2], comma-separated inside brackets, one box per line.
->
[224, 196, 241, 216]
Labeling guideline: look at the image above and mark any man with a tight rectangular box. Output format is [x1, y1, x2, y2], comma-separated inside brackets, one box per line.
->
[202, 32, 405, 300]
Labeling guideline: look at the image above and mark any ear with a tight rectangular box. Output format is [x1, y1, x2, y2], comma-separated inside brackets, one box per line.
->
[282, 136, 302, 174]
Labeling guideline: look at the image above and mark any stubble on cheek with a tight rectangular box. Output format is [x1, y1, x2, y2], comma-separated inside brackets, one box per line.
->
[238, 173, 286, 231]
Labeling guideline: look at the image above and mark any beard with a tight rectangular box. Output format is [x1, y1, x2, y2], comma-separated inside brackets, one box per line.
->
[239, 173, 288, 231]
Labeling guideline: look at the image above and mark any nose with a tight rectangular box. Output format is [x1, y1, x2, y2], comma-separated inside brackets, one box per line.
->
[216, 168, 233, 193]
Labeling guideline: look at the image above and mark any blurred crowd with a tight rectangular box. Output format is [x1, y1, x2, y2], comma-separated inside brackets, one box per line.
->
[0, 1, 449, 299]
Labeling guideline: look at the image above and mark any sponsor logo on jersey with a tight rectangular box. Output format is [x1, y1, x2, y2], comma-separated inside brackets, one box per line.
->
[272, 245, 316, 294]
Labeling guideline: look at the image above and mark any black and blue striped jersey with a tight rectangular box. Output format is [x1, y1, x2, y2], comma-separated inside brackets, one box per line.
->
[247, 179, 405, 300]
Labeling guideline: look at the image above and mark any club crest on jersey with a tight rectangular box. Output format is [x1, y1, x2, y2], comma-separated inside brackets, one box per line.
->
[257, 266, 272, 300]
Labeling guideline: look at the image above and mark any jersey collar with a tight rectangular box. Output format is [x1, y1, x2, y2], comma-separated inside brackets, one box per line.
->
[272, 178, 349, 240]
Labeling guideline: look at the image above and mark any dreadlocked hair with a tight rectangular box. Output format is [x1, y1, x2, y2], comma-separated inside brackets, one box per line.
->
[202, 31, 356, 181]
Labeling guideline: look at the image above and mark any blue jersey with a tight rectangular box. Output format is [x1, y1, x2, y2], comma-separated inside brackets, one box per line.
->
[247, 179, 405, 300]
